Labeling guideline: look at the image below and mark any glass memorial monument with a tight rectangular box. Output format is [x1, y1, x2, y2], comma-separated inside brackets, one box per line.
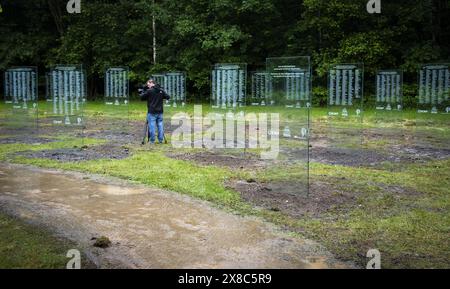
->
[266, 56, 311, 196]
[250, 71, 272, 106]
[266, 57, 311, 109]
[375, 70, 403, 122]
[211, 63, 246, 109]
[416, 63, 450, 148]
[105, 67, 129, 137]
[152, 74, 166, 90]
[327, 63, 364, 148]
[45, 65, 86, 140]
[3, 67, 39, 136]
[417, 64, 450, 115]
[163, 72, 186, 108]
[373, 70, 405, 149]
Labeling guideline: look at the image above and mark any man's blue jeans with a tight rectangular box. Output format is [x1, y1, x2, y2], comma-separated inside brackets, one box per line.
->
[147, 113, 164, 144]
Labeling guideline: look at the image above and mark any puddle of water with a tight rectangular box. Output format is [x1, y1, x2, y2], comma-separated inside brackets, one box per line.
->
[0, 164, 352, 269]
[98, 185, 147, 196]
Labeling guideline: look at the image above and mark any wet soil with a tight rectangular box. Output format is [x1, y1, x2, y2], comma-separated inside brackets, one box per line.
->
[228, 179, 419, 220]
[0, 164, 353, 269]
[0, 136, 55, 145]
[310, 125, 450, 164]
[82, 118, 174, 144]
[19, 144, 131, 162]
[168, 151, 271, 170]
[165, 143, 450, 170]
[228, 180, 355, 219]
[305, 128, 448, 168]
[311, 147, 401, 167]
[309, 146, 450, 167]
[1, 116, 151, 145]
[2, 119, 148, 162]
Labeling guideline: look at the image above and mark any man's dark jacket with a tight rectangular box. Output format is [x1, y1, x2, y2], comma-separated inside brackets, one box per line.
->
[140, 86, 170, 114]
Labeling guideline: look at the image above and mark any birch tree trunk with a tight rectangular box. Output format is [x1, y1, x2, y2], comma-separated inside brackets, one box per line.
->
[152, 0, 157, 64]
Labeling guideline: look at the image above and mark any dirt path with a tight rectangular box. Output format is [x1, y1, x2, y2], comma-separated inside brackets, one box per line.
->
[0, 163, 353, 269]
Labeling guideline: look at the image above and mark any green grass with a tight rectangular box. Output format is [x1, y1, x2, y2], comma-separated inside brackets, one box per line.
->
[0, 213, 83, 269]
[1, 100, 449, 268]
[312, 162, 449, 268]
[243, 156, 449, 268]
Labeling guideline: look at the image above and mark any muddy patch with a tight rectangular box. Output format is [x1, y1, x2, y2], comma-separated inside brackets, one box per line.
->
[167, 151, 271, 169]
[281, 146, 450, 168]
[281, 146, 400, 167]
[310, 147, 404, 167]
[229, 179, 420, 220]
[395, 145, 450, 161]
[229, 180, 357, 219]
[83, 119, 173, 144]
[0, 136, 55, 145]
[307, 126, 449, 167]
[166, 143, 449, 170]
[18, 144, 131, 162]
[82, 130, 136, 143]
[0, 118, 155, 146]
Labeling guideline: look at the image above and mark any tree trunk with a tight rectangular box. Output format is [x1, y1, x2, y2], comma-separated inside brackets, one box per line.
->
[47, 0, 64, 36]
[152, 0, 157, 64]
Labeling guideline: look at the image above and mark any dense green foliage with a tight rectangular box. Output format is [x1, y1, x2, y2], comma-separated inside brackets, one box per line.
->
[1, 0, 449, 104]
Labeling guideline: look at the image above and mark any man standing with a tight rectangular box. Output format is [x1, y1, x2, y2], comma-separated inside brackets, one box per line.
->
[140, 78, 170, 144]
